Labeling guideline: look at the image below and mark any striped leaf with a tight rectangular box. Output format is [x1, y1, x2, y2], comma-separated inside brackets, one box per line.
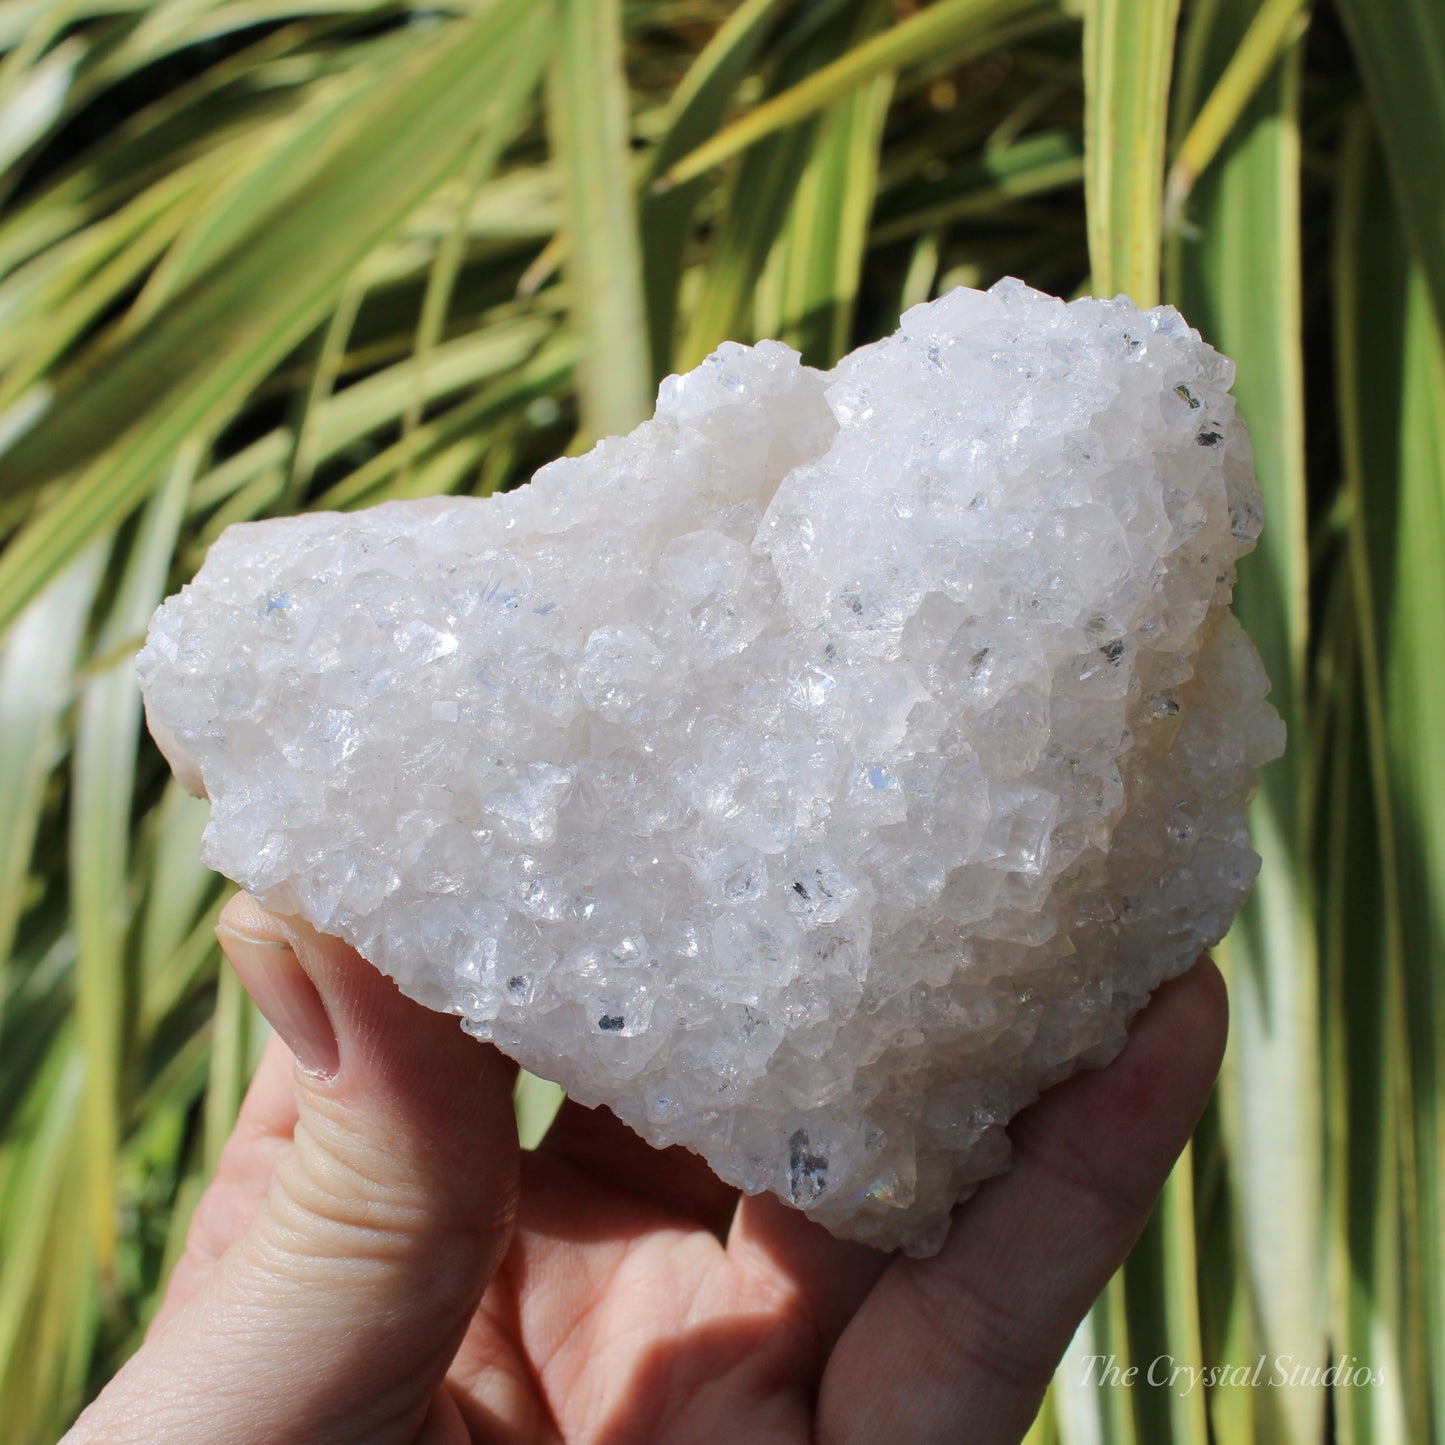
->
[548, 0, 651, 441]
[1083, 0, 1182, 303]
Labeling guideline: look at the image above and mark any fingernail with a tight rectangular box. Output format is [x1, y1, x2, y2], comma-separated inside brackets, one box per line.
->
[217, 924, 340, 1079]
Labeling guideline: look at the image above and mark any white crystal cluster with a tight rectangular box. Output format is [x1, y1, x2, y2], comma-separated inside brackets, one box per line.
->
[139, 280, 1283, 1255]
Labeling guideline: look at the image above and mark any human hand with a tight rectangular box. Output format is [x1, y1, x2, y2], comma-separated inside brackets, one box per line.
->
[67, 892, 1226, 1445]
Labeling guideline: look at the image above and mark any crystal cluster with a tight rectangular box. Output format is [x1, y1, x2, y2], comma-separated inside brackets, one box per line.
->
[138, 280, 1283, 1255]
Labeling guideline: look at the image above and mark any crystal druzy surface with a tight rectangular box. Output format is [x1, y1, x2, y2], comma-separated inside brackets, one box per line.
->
[139, 280, 1283, 1255]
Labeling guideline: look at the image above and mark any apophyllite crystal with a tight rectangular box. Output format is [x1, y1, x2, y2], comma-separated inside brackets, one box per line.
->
[138, 279, 1283, 1255]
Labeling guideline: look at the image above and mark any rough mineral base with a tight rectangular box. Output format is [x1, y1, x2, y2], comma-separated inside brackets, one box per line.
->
[139, 279, 1283, 1256]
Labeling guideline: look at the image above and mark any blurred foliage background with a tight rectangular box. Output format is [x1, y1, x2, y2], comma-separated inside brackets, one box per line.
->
[0, 0, 1440, 1439]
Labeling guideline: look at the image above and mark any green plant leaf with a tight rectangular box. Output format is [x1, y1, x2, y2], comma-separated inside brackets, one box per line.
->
[658, 0, 1061, 190]
[1333, 108, 1445, 1441]
[1387, 260, 1445, 1445]
[869, 129, 1084, 246]
[0, 1032, 85, 1428]
[0, 544, 106, 983]
[1163, 0, 1308, 224]
[1167, 6, 1321, 1439]
[1334, 0, 1445, 336]
[1082, 0, 1182, 304]
[548, 0, 651, 441]
[754, 3, 893, 365]
[70, 445, 194, 1272]
[639, 0, 795, 376]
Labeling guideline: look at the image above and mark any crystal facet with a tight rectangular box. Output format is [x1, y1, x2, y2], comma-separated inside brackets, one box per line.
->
[139, 280, 1284, 1255]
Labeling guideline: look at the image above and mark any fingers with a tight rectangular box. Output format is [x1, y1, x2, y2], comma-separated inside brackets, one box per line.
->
[816, 957, 1229, 1445]
[70, 895, 522, 1445]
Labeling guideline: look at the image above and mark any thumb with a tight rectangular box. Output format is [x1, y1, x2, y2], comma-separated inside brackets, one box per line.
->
[79, 893, 520, 1445]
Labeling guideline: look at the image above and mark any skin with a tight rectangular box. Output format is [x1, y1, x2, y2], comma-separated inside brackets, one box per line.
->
[67, 892, 1228, 1445]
